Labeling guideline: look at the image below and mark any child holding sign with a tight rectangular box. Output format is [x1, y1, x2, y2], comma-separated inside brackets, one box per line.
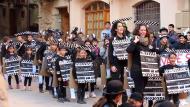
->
[21, 47, 35, 91]
[4, 44, 20, 89]
[159, 53, 180, 107]
[73, 47, 96, 104]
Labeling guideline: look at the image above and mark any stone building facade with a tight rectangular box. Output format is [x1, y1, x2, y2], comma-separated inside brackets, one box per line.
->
[39, 0, 189, 40]
[0, 0, 39, 36]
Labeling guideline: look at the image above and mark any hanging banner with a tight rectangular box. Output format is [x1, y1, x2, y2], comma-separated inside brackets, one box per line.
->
[160, 50, 190, 67]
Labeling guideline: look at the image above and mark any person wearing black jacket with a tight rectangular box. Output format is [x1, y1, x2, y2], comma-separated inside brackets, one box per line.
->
[23, 35, 37, 53]
[159, 53, 180, 107]
[127, 24, 154, 107]
[55, 46, 71, 103]
[109, 21, 131, 82]
[174, 34, 190, 49]
[15, 34, 26, 57]
[73, 48, 96, 104]
[153, 35, 173, 54]
[22, 47, 35, 91]
[4, 45, 20, 89]
[36, 40, 48, 93]
[127, 24, 151, 93]
[1, 36, 12, 63]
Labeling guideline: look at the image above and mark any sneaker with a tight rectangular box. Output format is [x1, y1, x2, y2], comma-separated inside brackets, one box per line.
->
[39, 90, 44, 93]
[77, 100, 81, 104]
[63, 98, 70, 102]
[57, 98, 64, 103]
[53, 94, 58, 98]
[9, 85, 13, 89]
[85, 92, 89, 99]
[90, 92, 96, 98]
[80, 100, 87, 104]
[77, 100, 86, 104]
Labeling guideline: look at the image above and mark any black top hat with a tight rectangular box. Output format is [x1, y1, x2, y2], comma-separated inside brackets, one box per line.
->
[103, 80, 125, 95]
[130, 92, 143, 102]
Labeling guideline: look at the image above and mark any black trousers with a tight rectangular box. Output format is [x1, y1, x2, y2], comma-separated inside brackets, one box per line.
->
[39, 76, 50, 90]
[85, 83, 96, 92]
[8, 75, 19, 85]
[132, 76, 149, 107]
[24, 77, 32, 86]
[111, 61, 127, 82]
[77, 83, 86, 101]
[133, 76, 148, 94]
[166, 94, 180, 107]
[57, 85, 66, 99]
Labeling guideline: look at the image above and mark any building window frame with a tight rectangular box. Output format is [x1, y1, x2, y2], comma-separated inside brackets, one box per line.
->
[134, 1, 160, 33]
[85, 1, 110, 40]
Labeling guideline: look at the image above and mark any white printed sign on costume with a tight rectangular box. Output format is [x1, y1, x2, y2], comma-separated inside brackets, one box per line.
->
[164, 67, 190, 94]
[143, 77, 165, 100]
[75, 62, 96, 83]
[4, 56, 20, 76]
[112, 37, 131, 60]
[140, 51, 159, 77]
[20, 59, 39, 77]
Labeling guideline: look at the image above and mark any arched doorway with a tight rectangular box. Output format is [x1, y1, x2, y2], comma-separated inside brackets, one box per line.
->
[134, 0, 160, 33]
[85, 1, 110, 40]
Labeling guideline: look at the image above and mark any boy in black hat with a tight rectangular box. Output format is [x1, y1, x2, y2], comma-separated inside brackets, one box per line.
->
[55, 45, 72, 103]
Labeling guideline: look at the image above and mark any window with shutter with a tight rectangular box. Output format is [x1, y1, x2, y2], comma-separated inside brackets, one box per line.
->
[85, 1, 110, 40]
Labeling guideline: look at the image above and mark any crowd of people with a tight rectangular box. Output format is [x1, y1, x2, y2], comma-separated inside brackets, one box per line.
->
[1, 20, 190, 107]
